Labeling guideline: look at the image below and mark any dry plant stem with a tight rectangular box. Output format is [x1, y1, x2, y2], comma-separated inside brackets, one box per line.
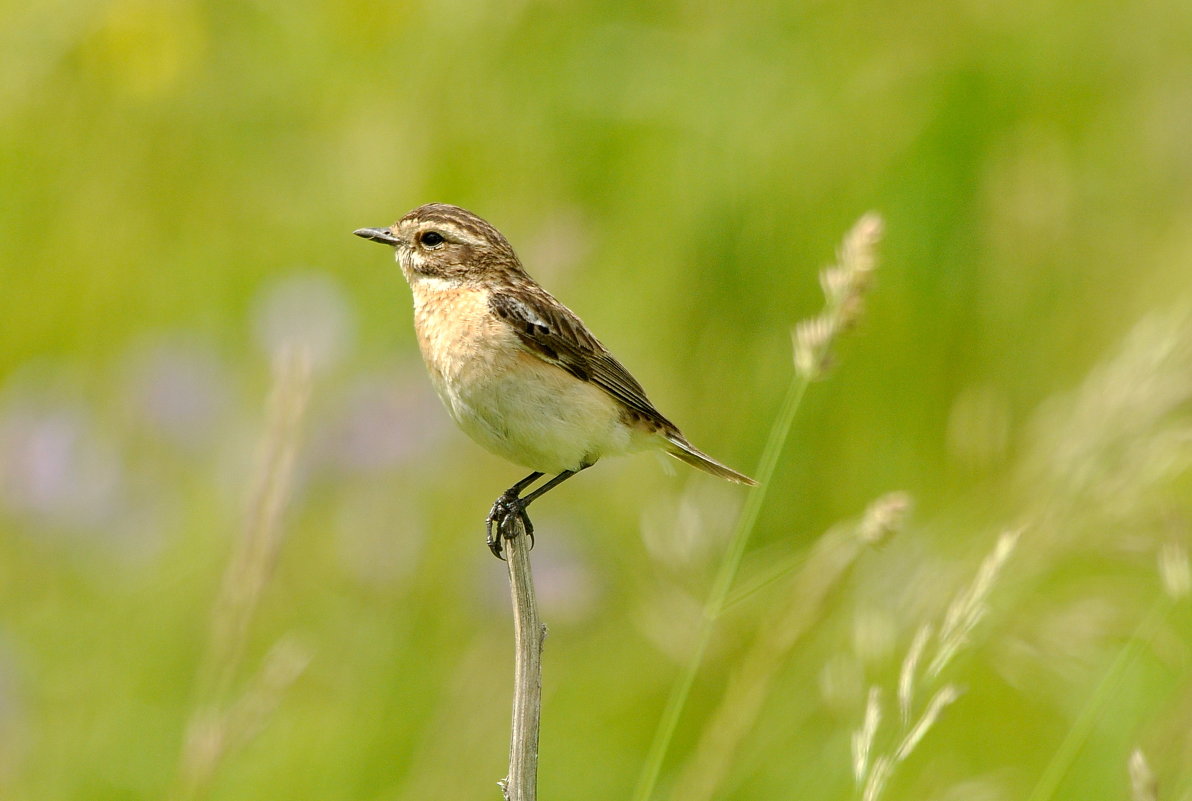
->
[499, 514, 546, 801]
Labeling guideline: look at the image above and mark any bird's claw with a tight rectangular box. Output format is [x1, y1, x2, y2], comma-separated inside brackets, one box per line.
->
[485, 493, 535, 559]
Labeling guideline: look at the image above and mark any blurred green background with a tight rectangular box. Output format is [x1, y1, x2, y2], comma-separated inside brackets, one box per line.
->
[2, 0, 1190, 799]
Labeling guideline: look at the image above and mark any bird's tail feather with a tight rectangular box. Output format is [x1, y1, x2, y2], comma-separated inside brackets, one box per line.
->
[664, 435, 758, 486]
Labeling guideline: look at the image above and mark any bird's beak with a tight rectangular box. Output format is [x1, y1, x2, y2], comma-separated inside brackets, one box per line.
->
[353, 227, 401, 246]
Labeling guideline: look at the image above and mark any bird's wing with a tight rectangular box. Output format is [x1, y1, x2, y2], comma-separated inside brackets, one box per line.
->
[488, 286, 673, 427]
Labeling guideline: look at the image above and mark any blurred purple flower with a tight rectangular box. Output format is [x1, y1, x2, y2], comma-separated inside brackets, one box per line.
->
[0, 365, 124, 530]
[252, 271, 355, 371]
[477, 518, 601, 624]
[531, 536, 601, 624]
[313, 366, 446, 474]
[120, 335, 230, 449]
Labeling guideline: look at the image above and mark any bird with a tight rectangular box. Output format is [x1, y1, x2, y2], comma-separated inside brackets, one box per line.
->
[354, 203, 756, 556]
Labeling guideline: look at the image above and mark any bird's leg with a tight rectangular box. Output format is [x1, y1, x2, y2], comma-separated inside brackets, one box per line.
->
[519, 468, 584, 506]
[485, 468, 586, 558]
[487, 472, 543, 558]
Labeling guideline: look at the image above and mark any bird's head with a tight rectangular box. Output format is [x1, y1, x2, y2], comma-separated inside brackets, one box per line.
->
[354, 203, 522, 285]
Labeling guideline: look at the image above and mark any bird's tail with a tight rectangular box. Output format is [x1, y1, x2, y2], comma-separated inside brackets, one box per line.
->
[664, 435, 758, 486]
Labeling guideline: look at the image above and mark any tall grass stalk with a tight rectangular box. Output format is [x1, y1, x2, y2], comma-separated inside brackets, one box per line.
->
[1128, 748, 1157, 801]
[1024, 596, 1173, 801]
[631, 213, 884, 801]
[670, 493, 910, 801]
[855, 530, 1019, 801]
[171, 347, 312, 801]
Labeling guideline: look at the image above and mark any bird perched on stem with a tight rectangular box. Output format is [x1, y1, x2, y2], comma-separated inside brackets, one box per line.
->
[355, 204, 756, 556]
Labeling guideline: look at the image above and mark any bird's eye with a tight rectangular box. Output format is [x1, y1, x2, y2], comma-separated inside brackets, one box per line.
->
[420, 231, 445, 247]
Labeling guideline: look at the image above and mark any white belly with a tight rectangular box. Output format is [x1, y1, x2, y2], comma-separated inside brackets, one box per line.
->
[433, 348, 633, 474]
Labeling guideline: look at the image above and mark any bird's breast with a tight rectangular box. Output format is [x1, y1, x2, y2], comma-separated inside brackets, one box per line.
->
[408, 282, 637, 473]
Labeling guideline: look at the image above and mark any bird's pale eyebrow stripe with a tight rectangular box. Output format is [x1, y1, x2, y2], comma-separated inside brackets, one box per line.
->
[402, 205, 512, 249]
[419, 213, 492, 237]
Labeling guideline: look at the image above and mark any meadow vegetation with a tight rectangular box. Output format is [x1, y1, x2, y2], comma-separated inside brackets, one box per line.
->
[1, 0, 1190, 799]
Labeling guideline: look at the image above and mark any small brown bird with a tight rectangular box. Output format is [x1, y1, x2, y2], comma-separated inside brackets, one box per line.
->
[355, 203, 755, 555]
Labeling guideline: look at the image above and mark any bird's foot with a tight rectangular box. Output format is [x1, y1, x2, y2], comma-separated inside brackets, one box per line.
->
[485, 491, 535, 559]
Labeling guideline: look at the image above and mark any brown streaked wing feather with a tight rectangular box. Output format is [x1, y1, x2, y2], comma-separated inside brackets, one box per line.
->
[488, 287, 675, 428]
